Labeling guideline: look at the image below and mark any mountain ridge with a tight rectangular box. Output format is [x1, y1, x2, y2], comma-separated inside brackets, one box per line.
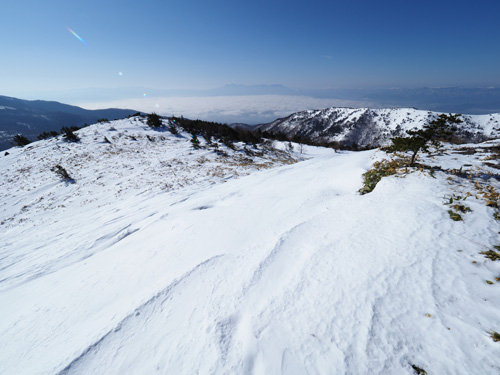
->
[0, 95, 137, 151]
[255, 107, 500, 148]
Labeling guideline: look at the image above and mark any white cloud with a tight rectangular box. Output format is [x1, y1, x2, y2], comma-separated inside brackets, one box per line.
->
[77, 95, 374, 124]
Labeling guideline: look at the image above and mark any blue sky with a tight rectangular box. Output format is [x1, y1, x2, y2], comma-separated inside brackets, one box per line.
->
[2, 0, 500, 103]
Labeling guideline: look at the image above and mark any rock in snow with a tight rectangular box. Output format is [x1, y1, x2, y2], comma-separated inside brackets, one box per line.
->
[0, 116, 499, 374]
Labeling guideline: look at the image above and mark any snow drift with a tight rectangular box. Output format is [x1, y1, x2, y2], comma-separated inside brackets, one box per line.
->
[1, 116, 499, 374]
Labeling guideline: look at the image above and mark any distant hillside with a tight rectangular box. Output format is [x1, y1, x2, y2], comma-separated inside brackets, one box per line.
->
[0, 95, 137, 151]
[255, 107, 500, 148]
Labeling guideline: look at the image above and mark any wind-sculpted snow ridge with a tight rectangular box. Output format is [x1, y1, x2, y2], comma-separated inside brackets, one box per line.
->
[256, 107, 500, 148]
[0, 117, 499, 374]
[0, 116, 299, 290]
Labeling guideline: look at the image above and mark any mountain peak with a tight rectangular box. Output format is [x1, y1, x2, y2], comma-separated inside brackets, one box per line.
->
[256, 107, 500, 148]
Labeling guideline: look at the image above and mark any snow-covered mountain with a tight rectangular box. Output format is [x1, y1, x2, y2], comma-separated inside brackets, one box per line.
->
[1, 116, 500, 374]
[256, 107, 500, 148]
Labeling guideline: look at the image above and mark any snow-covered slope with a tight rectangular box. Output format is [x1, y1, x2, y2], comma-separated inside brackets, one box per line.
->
[256, 107, 500, 148]
[0, 117, 298, 289]
[1, 117, 500, 374]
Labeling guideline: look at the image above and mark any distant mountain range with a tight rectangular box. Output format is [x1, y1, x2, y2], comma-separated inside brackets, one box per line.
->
[16, 85, 500, 116]
[255, 107, 500, 148]
[0, 96, 137, 151]
[210, 85, 500, 115]
[3, 94, 500, 152]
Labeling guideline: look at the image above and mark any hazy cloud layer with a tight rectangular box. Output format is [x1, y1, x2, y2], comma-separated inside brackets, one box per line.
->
[78, 95, 375, 124]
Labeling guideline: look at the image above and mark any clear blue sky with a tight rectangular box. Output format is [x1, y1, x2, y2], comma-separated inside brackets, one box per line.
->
[2, 0, 500, 101]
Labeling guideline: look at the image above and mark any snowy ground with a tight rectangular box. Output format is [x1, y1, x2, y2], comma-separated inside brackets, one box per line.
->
[1, 117, 499, 374]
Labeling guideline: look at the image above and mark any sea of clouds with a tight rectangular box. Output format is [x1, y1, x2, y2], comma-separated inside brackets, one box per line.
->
[78, 95, 374, 124]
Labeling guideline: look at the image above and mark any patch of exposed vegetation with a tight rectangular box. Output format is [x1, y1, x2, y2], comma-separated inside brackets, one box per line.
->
[450, 204, 471, 213]
[359, 159, 404, 195]
[448, 210, 463, 221]
[411, 364, 427, 375]
[474, 183, 499, 208]
[171, 116, 262, 147]
[37, 131, 59, 140]
[490, 331, 500, 342]
[443, 193, 473, 221]
[481, 247, 500, 261]
[452, 147, 478, 155]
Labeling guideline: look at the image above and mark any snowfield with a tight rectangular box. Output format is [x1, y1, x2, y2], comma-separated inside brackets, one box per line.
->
[1, 117, 499, 374]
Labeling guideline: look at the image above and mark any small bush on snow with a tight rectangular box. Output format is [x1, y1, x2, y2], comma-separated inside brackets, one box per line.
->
[37, 131, 59, 140]
[147, 113, 162, 128]
[51, 165, 74, 183]
[168, 119, 179, 134]
[12, 134, 32, 147]
[190, 134, 200, 149]
[61, 127, 80, 142]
